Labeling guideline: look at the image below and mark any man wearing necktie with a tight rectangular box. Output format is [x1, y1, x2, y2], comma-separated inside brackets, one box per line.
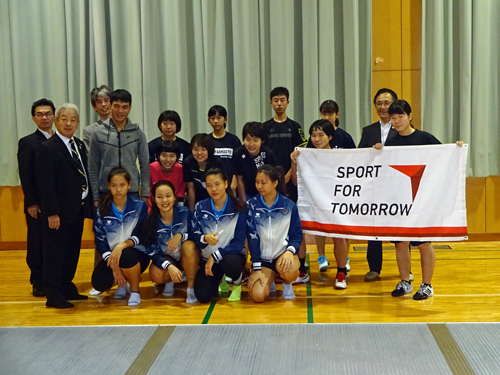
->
[36, 103, 93, 308]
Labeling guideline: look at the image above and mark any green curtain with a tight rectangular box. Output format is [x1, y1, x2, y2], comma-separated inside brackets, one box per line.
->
[422, 0, 500, 177]
[1, 0, 371, 186]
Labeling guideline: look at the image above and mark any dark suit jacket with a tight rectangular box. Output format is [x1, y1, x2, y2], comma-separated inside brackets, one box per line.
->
[36, 134, 93, 222]
[18, 129, 48, 213]
[358, 121, 398, 148]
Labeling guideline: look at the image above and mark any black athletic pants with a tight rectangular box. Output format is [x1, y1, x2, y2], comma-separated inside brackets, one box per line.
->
[91, 247, 150, 292]
[194, 253, 245, 303]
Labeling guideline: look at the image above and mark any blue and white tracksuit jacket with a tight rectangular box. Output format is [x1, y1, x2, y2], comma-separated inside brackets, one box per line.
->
[93, 195, 148, 261]
[191, 196, 246, 261]
[247, 193, 303, 271]
[144, 205, 192, 270]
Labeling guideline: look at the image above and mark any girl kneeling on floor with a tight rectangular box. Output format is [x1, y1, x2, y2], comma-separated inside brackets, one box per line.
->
[247, 165, 303, 302]
[142, 180, 200, 303]
[191, 168, 247, 303]
[91, 167, 150, 307]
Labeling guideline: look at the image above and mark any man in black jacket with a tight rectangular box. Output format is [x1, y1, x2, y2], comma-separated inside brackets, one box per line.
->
[358, 88, 398, 282]
[36, 103, 93, 308]
[18, 99, 56, 296]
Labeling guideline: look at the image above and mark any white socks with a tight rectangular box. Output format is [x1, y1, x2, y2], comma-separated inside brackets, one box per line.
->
[128, 291, 141, 306]
[114, 285, 127, 299]
[282, 283, 295, 300]
[186, 287, 198, 303]
[162, 281, 175, 297]
[270, 281, 277, 293]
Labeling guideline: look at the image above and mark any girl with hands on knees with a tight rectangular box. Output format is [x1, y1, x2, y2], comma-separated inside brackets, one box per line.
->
[247, 165, 302, 302]
[91, 168, 150, 306]
[142, 181, 200, 303]
[291, 120, 350, 289]
[191, 168, 247, 303]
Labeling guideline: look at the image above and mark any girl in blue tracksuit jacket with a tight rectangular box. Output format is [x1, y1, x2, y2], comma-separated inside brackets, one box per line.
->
[91, 167, 150, 307]
[142, 180, 200, 303]
[247, 165, 303, 302]
[191, 168, 247, 303]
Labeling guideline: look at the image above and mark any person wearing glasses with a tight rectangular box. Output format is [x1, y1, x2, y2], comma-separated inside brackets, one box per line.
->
[358, 88, 400, 282]
[17, 99, 56, 297]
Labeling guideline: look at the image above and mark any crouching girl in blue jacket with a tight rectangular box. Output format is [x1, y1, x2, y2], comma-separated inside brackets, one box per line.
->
[142, 180, 200, 303]
[191, 168, 247, 303]
[91, 167, 150, 306]
[247, 165, 303, 302]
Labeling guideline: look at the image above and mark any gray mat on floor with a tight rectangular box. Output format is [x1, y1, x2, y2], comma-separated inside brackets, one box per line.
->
[147, 324, 451, 375]
[0, 326, 156, 375]
[448, 323, 500, 375]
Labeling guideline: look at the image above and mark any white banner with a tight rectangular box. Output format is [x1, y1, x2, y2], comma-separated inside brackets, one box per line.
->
[296, 144, 468, 241]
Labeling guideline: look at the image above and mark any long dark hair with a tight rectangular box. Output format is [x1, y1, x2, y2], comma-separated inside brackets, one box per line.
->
[142, 180, 177, 246]
[256, 165, 286, 196]
[99, 167, 131, 216]
[205, 168, 244, 212]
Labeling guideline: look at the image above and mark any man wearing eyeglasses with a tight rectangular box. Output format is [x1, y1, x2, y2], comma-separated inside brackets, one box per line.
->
[17, 98, 55, 297]
[358, 88, 399, 282]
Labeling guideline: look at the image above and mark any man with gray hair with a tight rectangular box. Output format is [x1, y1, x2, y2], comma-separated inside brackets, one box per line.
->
[83, 85, 112, 149]
[36, 103, 93, 308]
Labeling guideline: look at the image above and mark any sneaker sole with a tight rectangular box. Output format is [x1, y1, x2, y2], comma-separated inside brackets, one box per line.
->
[335, 283, 347, 289]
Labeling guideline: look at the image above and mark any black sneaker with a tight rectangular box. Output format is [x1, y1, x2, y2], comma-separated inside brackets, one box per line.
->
[413, 283, 434, 300]
[391, 280, 413, 297]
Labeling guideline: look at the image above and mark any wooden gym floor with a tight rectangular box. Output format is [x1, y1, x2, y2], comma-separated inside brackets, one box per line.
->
[1, 241, 499, 327]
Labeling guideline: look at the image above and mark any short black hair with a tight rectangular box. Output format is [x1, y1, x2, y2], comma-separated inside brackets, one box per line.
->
[388, 100, 412, 116]
[157, 110, 182, 132]
[270, 86, 289, 101]
[156, 140, 181, 161]
[190, 133, 215, 158]
[208, 105, 227, 118]
[242, 121, 266, 141]
[31, 98, 55, 116]
[110, 89, 132, 105]
[309, 119, 335, 138]
[373, 88, 398, 105]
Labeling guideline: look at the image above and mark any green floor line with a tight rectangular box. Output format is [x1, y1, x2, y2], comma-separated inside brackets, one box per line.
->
[202, 300, 217, 324]
[306, 254, 314, 323]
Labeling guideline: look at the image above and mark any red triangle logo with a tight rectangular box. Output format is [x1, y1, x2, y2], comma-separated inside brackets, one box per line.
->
[389, 165, 426, 202]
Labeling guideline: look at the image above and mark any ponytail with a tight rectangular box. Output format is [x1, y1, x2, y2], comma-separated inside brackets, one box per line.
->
[256, 164, 286, 196]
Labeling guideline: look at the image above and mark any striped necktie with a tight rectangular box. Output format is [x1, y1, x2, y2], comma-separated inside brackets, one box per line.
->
[69, 139, 87, 193]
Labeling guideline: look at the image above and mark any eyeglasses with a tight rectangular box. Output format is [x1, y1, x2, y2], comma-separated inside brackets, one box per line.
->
[35, 112, 54, 119]
[375, 101, 392, 108]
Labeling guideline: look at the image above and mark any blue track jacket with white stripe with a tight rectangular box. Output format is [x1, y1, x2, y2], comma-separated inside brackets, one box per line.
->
[247, 193, 303, 270]
[191, 195, 246, 261]
[93, 195, 148, 261]
[144, 205, 192, 269]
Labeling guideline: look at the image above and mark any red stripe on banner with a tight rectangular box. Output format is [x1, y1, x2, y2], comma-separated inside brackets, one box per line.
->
[301, 221, 468, 237]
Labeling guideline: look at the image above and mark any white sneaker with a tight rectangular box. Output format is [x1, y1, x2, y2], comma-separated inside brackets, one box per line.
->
[413, 283, 434, 300]
[89, 288, 102, 296]
[335, 272, 347, 289]
[391, 280, 413, 297]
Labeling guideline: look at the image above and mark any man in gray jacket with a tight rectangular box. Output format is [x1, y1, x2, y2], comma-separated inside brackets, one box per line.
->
[88, 89, 150, 207]
[82, 85, 112, 150]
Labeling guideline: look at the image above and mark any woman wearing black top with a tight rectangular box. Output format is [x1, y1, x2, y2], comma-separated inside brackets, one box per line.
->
[374, 100, 463, 300]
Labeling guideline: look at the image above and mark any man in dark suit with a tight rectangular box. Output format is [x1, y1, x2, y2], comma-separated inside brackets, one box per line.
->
[17, 98, 55, 297]
[36, 103, 93, 308]
[358, 88, 399, 282]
